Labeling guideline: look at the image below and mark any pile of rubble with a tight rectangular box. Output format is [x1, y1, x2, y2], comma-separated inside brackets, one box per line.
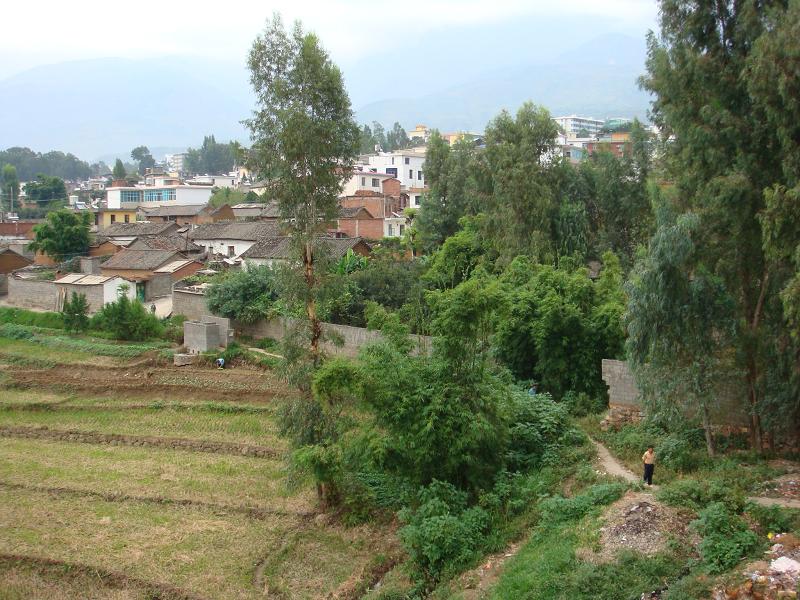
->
[762, 475, 800, 501]
[714, 533, 800, 599]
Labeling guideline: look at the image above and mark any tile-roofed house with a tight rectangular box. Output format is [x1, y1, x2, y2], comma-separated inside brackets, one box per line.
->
[100, 249, 200, 300]
[231, 201, 281, 221]
[127, 234, 202, 255]
[54, 273, 137, 313]
[241, 236, 370, 268]
[189, 221, 281, 257]
[140, 203, 234, 226]
[102, 222, 180, 243]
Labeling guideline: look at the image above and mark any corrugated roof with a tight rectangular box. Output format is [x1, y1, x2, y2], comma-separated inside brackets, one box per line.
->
[101, 249, 184, 271]
[55, 273, 117, 285]
[154, 259, 195, 274]
[142, 204, 209, 217]
[188, 221, 279, 241]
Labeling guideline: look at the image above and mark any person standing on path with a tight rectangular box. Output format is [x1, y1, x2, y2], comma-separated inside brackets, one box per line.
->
[642, 446, 655, 486]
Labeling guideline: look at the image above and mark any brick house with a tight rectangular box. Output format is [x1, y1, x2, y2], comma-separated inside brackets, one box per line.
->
[188, 221, 280, 257]
[0, 247, 33, 274]
[335, 206, 385, 239]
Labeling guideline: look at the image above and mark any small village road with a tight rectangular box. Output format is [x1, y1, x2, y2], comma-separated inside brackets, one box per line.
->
[591, 437, 800, 509]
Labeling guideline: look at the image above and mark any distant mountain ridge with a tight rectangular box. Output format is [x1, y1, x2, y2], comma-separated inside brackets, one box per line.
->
[0, 34, 650, 160]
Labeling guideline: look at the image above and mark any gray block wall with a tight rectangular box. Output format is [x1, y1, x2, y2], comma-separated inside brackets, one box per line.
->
[601, 359, 641, 407]
[7, 277, 56, 311]
[146, 273, 173, 300]
[184, 321, 221, 354]
[173, 289, 208, 320]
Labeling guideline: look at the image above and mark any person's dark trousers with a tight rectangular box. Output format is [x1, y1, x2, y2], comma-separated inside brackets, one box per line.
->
[643, 463, 654, 485]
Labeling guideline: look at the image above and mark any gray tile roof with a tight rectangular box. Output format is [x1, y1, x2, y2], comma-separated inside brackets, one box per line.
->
[101, 249, 184, 271]
[241, 236, 369, 260]
[338, 206, 374, 219]
[127, 235, 201, 253]
[103, 222, 179, 237]
[188, 221, 279, 241]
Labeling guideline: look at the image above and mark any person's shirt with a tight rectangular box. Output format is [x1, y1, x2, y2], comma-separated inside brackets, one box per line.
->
[642, 450, 655, 465]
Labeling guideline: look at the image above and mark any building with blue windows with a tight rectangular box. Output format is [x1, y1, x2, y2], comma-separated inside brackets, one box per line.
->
[107, 185, 212, 209]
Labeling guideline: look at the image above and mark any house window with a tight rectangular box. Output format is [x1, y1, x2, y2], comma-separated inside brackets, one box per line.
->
[408, 169, 413, 179]
[124, 214, 130, 223]
[387, 224, 393, 236]
[414, 195, 421, 207]
[391, 157, 395, 165]
[371, 178, 379, 187]
[399, 224, 405, 236]
[110, 214, 116, 224]
[404, 157, 410, 165]
[94, 213, 99, 226]
[361, 177, 366, 186]
[228, 245, 235, 257]
[386, 167, 397, 177]
[418, 170, 423, 181]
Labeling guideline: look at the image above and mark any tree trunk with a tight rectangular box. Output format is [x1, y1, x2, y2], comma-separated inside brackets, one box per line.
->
[701, 402, 716, 457]
[304, 240, 321, 364]
[747, 363, 763, 451]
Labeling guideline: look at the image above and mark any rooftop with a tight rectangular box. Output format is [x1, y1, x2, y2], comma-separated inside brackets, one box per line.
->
[338, 206, 374, 219]
[241, 236, 369, 260]
[103, 222, 179, 237]
[141, 204, 213, 218]
[101, 249, 184, 271]
[127, 235, 201, 253]
[55, 273, 119, 285]
[188, 221, 280, 241]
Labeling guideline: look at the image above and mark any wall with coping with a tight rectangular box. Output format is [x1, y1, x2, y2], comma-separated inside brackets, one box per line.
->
[7, 276, 56, 311]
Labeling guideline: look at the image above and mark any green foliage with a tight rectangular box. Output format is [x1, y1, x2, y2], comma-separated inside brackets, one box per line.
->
[209, 187, 248, 208]
[538, 483, 627, 528]
[746, 503, 796, 536]
[399, 480, 491, 588]
[61, 292, 89, 332]
[92, 290, 163, 341]
[334, 249, 368, 275]
[112, 158, 126, 179]
[423, 216, 488, 290]
[130, 146, 155, 175]
[23, 174, 67, 203]
[184, 135, 241, 175]
[505, 391, 573, 472]
[206, 265, 279, 324]
[0, 323, 35, 340]
[27, 209, 91, 262]
[0, 307, 63, 329]
[0, 147, 92, 181]
[1, 163, 20, 210]
[657, 479, 745, 513]
[691, 502, 758, 573]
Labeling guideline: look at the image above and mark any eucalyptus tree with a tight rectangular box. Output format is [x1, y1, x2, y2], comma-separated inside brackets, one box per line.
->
[246, 14, 359, 368]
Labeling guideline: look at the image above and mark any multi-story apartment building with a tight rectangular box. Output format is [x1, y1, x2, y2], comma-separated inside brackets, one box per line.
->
[106, 184, 212, 210]
[553, 115, 605, 138]
[364, 150, 427, 207]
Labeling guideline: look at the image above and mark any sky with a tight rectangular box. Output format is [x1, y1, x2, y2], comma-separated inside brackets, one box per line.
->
[0, 0, 659, 82]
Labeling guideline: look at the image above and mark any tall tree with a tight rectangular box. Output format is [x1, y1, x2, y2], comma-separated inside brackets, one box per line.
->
[112, 159, 126, 180]
[1, 164, 20, 212]
[27, 209, 91, 262]
[639, 0, 796, 448]
[23, 175, 67, 203]
[247, 15, 359, 367]
[130, 146, 156, 175]
[385, 121, 410, 151]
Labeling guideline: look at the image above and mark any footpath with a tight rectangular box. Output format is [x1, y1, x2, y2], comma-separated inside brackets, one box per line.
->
[591, 438, 800, 509]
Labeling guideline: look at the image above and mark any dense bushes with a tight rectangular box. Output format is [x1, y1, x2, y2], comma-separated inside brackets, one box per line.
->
[92, 293, 163, 341]
[692, 502, 759, 573]
[206, 264, 280, 324]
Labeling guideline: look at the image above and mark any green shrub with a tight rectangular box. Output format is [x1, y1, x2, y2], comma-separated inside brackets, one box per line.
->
[691, 502, 759, 573]
[658, 478, 746, 512]
[0, 323, 34, 340]
[399, 480, 491, 588]
[162, 315, 186, 344]
[562, 390, 606, 417]
[539, 483, 627, 528]
[92, 292, 163, 341]
[206, 264, 279, 324]
[745, 502, 796, 534]
[505, 391, 572, 472]
[62, 292, 89, 332]
[656, 435, 701, 472]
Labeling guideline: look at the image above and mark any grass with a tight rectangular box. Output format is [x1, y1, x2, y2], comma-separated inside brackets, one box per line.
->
[0, 337, 117, 366]
[0, 486, 382, 600]
[0, 437, 306, 512]
[0, 406, 285, 446]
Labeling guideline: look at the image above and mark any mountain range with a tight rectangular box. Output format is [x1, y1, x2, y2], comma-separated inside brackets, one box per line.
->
[0, 34, 651, 161]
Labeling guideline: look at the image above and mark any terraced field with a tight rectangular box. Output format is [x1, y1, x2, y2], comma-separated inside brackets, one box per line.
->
[0, 335, 398, 599]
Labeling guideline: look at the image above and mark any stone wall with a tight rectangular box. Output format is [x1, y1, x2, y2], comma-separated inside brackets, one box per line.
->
[146, 273, 173, 300]
[79, 256, 103, 274]
[7, 276, 56, 311]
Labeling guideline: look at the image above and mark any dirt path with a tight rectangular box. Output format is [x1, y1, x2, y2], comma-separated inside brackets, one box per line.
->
[591, 439, 639, 483]
[591, 438, 800, 510]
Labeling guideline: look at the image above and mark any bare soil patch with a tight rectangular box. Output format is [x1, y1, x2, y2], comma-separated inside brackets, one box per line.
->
[578, 491, 696, 563]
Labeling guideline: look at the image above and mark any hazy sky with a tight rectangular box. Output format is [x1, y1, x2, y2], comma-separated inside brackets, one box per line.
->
[0, 0, 659, 80]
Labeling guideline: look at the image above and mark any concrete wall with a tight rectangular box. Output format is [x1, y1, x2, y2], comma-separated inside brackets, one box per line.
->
[173, 288, 208, 320]
[80, 256, 104, 274]
[601, 359, 640, 407]
[0, 274, 7, 295]
[54, 283, 105, 313]
[184, 320, 221, 354]
[7, 276, 56, 311]
[146, 273, 173, 299]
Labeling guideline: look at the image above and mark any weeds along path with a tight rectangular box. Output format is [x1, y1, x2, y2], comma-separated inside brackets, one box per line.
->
[0, 424, 279, 457]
